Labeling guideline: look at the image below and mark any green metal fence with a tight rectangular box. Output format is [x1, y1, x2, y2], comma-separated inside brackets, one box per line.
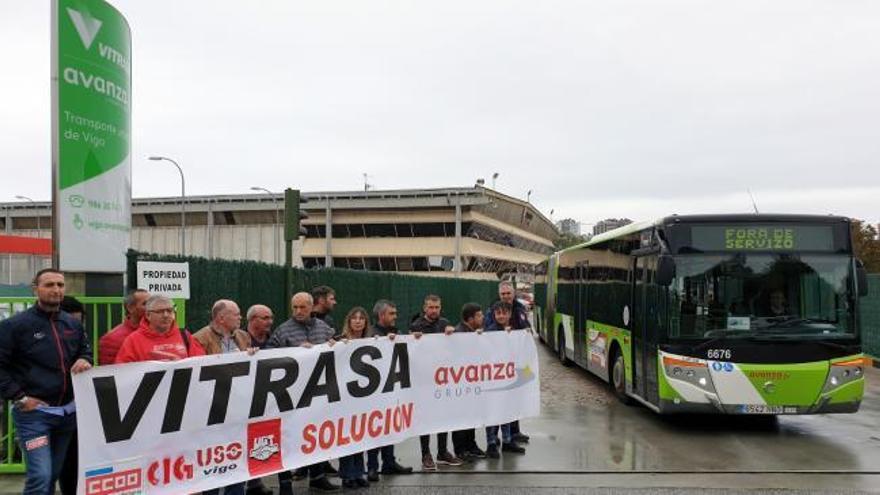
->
[128, 251, 500, 331]
[0, 296, 186, 474]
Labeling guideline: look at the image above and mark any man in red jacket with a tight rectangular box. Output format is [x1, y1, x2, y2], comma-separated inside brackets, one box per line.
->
[115, 295, 204, 363]
[99, 289, 149, 365]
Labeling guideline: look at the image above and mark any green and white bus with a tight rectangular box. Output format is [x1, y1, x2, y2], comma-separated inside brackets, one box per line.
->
[534, 214, 869, 414]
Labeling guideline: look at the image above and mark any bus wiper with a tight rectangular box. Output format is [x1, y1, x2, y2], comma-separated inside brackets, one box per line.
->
[762, 317, 835, 329]
[693, 331, 757, 350]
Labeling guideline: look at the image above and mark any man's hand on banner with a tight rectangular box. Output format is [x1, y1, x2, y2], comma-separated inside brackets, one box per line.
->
[412, 331, 423, 339]
[444, 326, 455, 335]
[246, 347, 259, 355]
[387, 333, 396, 340]
[300, 342, 314, 349]
[71, 358, 92, 374]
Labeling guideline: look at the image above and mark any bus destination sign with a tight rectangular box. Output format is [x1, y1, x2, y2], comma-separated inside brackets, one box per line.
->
[690, 225, 835, 252]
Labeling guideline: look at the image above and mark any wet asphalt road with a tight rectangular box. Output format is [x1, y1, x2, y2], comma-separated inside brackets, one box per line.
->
[2, 335, 879, 493]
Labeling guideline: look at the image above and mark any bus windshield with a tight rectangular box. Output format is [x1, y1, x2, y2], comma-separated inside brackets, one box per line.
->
[668, 253, 855, 340]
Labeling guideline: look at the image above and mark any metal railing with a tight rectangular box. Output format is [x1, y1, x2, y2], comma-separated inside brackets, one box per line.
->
[0, 296, 186, 473]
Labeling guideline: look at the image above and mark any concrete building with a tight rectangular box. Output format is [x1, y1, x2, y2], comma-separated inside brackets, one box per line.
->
[555, 218, 581, 236]
[1, 187, 557, 282]
[593, 218, 633, 236]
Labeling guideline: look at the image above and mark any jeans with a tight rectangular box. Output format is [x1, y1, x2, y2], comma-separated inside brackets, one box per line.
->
[339, 452, 365, 481]
[367, 445, 395, 472]
[485, 423, 512, 447]
[13, 408, 77, 495]
[202, 482, 245, 495]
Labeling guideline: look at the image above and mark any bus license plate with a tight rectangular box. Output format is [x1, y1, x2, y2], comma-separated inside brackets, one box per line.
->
[739, 405, 784, 414]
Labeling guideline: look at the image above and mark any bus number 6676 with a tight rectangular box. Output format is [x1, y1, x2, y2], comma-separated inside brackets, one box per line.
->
[707, 349, 732, 360]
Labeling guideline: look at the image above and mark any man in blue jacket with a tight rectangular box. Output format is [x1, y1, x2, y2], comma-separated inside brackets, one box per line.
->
[482, 281, 531, 444]
[0, 268, 93, 495]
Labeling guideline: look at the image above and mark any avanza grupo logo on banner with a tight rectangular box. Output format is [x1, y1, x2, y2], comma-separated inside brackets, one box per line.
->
[73, 332, 540, 495]
[54, 0, 131, 272]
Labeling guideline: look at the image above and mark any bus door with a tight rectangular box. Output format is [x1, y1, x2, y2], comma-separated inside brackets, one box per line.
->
[631, 256, 658, 402]
[639, 256, 661, 406]
[573, 262, 589, 366]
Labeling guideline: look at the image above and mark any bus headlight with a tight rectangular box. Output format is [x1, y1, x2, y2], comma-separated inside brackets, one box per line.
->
[663, 355, 716, 394]
[823, 357, 866, 393]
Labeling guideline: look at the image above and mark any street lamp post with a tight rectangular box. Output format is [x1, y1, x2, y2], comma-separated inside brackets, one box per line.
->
[492, 172, 499, 190]
[251, 186, 280, 264]
[149, 156, 186, 256]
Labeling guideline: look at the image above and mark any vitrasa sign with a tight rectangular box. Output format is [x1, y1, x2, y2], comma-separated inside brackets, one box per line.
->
[53, 0, 131, 272]
[73, 332, 540, 494]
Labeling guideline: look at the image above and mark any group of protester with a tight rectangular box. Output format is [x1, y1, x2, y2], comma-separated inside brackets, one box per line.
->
[0, 268, 532, 494]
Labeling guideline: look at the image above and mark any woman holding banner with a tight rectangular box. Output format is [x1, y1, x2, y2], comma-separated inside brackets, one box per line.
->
[337, 307, 372, 488]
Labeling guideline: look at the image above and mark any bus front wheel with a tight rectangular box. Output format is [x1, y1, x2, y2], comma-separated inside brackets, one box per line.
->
[611, 350, 633, 405]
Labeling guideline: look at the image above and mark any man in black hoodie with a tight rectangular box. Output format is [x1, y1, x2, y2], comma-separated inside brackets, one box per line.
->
[409, 295, 460, 471]
[364, 300, 414, 481]
[0, 269, 92, 494]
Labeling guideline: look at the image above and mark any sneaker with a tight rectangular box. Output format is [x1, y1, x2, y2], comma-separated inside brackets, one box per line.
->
[381, 461, 413, 475]
[501, 442, 526, 454]
[421, 453, 437, 471]
[486, 444, 500, 459]
[292, 467, 308, 481]
[435, 451, 463, 466]
[355, 478, 370, 488]
[342, 479, 358, 490]
[367, 468, 380, 482]
[469, 446, 487, 459]
[513, 432, 530, 444]
[309, 477, 341, 491]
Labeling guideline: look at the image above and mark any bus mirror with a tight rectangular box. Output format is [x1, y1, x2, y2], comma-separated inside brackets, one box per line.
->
[656, 255, 675, 286]
[856, 259, 869, 297]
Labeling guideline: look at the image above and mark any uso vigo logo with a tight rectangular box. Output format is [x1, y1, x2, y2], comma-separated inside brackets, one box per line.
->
[248, 418, 283, 476]
[84, 465, 142, 495]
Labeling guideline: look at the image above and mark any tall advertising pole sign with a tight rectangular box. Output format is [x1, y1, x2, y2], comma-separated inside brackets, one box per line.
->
[52, 0, 131, 272]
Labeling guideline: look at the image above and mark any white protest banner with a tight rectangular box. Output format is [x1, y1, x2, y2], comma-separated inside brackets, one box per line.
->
[135, 261, 190, 299]
[74, 331, 539, 495]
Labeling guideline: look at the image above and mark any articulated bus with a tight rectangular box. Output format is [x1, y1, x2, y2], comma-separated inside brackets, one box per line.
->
[534, 214, 869, 414]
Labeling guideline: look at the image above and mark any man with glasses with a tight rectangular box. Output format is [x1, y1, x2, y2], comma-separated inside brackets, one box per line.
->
[115, 295, 205, 363]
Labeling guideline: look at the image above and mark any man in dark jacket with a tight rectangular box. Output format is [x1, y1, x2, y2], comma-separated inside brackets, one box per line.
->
[0, 269, 92, 494]
[482, 281, 531, 444]
[311, 285, 338, 332]
[483, 280, 529, 331]
[484, 301, 526, 458]
[409, 295, 459, 470]
[266, 292, 339, 493]
[364, 300, 413, 481]
[452, 303, 487, 460]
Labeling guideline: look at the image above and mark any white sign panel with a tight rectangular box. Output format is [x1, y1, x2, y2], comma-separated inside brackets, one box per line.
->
[73, 332, 540, 495]
[136, 261, 190, 299]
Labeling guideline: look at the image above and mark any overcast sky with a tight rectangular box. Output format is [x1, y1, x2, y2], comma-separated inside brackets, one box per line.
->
[2, 0, 879, 229]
